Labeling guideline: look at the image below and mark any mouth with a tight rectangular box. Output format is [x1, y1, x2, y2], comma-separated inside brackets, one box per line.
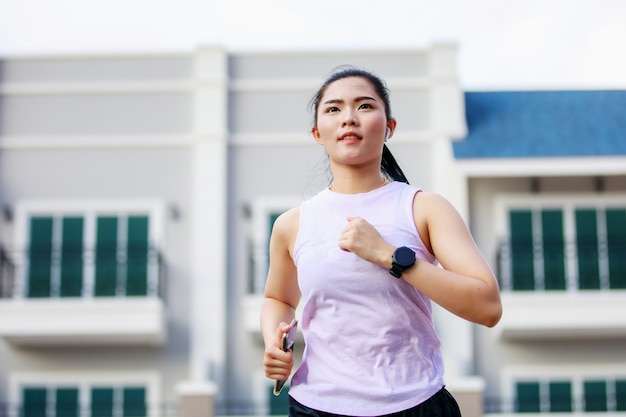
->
[339, 132, 362, 141]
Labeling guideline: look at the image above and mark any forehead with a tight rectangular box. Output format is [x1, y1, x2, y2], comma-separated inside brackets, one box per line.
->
[321, 76, 379, 100]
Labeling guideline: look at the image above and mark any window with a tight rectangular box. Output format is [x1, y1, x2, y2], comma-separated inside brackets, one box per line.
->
[91, 388, 114, 417]
[575, 209, 601, 289]
[21, 385, 146, 417]
[509, 210, 534, 291]
[249, 197, 301, 295]
[508, 209, 566, 291]
[513, 380, 572, 413]
[94, 216, 149, 297]
[584, 380, 607, 412]
[616, 379, 626, 411]
[515, 381, 540, 413]
[512, 377, 626, 413]
[22, 387, 47, 417]
[549, 381, 572, 412]
[501, 202, 626, 291]
[23, 212, 155, 298]
[56, 387, 80, 417]
[606, 209, 626, 289]
[122, 387, 147, 417]
[542, 210, 566, 290]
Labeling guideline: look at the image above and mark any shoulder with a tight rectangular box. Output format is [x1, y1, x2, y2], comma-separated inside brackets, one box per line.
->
[413, 191, 462, 222]
[271, 206, 300, 248]
[274, 206, 300, 229]
[412, 192, 462, 250]
[413, 191, 454, 213]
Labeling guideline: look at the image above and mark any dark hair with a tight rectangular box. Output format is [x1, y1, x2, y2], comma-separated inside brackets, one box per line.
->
[309, 66, 409, 184]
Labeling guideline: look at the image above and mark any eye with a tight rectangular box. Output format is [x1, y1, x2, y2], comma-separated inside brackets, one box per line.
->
[325, 106, 340, 113]
[358, 103, 373, 110]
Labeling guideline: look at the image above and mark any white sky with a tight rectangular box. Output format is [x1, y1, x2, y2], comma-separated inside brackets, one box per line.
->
[0, 0, 625, 90]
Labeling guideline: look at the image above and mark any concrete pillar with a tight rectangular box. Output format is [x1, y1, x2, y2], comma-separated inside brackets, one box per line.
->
[188, 46, 228, 386]
[448, 377, 486, 417]
[177, 382, 218, 417]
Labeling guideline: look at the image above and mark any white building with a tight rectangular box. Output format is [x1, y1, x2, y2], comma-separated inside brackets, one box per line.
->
[0, 44, 624, 417]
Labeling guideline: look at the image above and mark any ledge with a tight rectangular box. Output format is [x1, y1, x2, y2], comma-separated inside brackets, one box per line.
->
[0, 297, 166, 347]
[498, 291, 626, 340]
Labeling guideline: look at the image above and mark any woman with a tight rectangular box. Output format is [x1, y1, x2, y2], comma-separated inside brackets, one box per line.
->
[261, 66, 502, 417]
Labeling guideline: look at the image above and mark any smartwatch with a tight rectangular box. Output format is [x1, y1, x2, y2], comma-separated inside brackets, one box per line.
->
[389, 246, 416, 278]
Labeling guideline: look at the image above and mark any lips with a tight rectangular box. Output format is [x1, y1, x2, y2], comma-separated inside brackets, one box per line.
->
[340, 132, 362, 141]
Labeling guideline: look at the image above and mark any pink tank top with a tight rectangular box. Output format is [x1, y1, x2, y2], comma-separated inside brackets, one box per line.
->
[290, 181, 445, 416]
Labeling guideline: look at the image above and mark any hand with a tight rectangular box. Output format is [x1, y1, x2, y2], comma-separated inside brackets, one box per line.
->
[338, 217, 394, 266]
[263, 321, 295, 380]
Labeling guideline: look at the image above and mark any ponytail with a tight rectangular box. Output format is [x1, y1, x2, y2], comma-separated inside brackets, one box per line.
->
[381, 144, 409, 184]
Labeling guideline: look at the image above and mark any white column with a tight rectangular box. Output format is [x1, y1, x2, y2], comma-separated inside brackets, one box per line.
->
[429, 43, 467, 141]
[189, 46, 228, 389]
[428, 43, 474, 381]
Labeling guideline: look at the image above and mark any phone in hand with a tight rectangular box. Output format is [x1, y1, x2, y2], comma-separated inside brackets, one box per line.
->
[273, 319, 298, 396]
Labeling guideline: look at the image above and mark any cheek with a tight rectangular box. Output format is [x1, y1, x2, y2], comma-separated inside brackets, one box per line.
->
[315, 121, 336, 139]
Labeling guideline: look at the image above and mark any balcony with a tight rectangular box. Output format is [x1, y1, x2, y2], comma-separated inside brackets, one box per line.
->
[243, 240, 304, 339]
[0, 245, 166, 347]
[496, 237, 626, 340]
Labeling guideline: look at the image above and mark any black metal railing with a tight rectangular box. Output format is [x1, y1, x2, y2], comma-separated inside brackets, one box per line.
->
[0, 400, 289, 417]
[0, 402, 179, 417]
[0, 245, 166, 300]
[485, 393, 626, 414]
[496, 236, 626, 291]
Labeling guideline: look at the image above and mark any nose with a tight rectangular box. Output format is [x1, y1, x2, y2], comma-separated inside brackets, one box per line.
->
[342, 110, 358, 127]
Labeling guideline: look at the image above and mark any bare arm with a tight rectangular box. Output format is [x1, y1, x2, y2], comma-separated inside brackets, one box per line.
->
[260, 207, 301, 380]
[405, 192, 502, 327]
[338, 192, 501, 327]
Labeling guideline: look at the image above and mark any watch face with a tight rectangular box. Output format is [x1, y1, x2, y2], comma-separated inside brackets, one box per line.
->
[394, 247, 415, 267]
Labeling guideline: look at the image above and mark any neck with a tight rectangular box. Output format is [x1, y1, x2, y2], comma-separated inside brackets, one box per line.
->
[329, 175, 387, 194]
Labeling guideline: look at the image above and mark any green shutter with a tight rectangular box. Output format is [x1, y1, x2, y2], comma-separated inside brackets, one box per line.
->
[268, 384, 289, 415]
[28, 217, 53, 298]
[22, 387, 47, 417]
[510, 210, 535, 291]
[91, 388, 114, 417]
[123, 387, 146, 417]
[616, 379, 626, 411]
[549, 381, 572, 412]
[126, 216, 149, 296]
[515, 381, 541, 413]
[606, 209, 626, 289]
[584, 380, 608, 412]
[542, 210, 566, 290]
[56, 388, 79, 417]
[576, 209, 601, 289]
[60, 217, 84, 297]
[95, 217, 118, 296]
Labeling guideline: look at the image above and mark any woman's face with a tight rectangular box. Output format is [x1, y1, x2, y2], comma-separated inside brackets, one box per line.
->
[312, 76, 394, 168]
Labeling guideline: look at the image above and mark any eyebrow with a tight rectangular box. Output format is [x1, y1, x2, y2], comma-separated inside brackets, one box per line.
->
[322, 96, 377, 105]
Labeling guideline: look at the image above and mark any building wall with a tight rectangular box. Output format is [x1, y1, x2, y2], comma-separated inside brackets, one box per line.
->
[0, 53, 199, 411]
[467, 173, 626, 413]
[1, 44, 479, 415]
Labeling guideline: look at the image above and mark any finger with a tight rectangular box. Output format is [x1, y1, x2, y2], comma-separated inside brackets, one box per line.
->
[338, 241, 351, 252]
[338, 234, 352, 252]
[264, 349, 294, 379]
[273, 322, 290, 346]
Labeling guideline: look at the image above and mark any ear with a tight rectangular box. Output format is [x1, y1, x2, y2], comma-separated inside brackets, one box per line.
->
[311, 126, 323, 145]
[385, 119, 398, 141]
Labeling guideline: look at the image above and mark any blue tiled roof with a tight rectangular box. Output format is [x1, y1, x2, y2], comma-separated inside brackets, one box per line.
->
[453, 90, 626, 159]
